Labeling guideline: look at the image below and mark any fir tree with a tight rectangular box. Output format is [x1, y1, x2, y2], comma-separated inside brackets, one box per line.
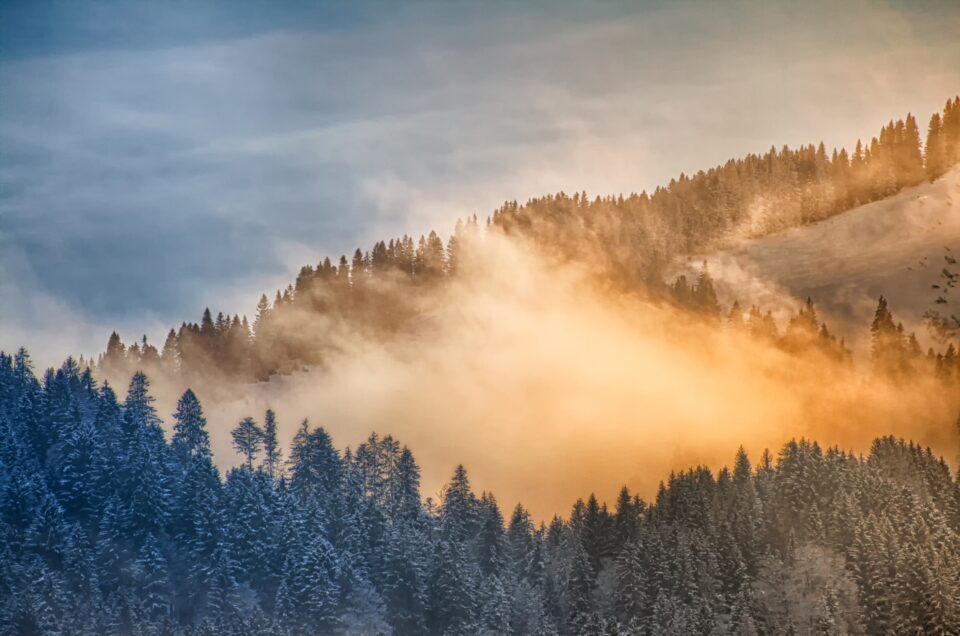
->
[262, 409, 282, 480]
[231, 417, 263, 470]
[171, 389, 211, 465]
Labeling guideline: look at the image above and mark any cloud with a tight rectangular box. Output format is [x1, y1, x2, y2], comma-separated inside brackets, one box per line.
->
[106, 232, 958, 520]
[2, 0, 959, 362]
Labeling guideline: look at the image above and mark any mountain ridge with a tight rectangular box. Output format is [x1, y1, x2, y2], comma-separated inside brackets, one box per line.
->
[92, 96, 960, 383]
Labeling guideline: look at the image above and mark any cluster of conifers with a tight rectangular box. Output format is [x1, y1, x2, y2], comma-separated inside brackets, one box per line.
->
[1, 349, 958, 634]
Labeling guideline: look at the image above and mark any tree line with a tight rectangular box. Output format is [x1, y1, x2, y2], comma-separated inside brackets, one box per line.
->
[94, 97, 960, 384]
[1, 351, 958, 634]
[671, 266, 960, 384]
[97, 263, 960, 395]
[491, 97, 960, 280]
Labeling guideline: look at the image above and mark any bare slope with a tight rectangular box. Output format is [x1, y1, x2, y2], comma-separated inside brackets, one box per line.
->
[697, 166, 960, 350]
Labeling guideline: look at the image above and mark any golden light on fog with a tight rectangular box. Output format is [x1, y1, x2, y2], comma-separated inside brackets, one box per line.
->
[111, 231, 958, 519]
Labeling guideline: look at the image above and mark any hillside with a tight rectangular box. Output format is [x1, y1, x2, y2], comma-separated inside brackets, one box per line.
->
[94, 97, 960, 382]
[695, 165, 960, 350]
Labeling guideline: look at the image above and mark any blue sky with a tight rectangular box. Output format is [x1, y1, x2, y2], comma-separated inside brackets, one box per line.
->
[2, 0, 959, 365]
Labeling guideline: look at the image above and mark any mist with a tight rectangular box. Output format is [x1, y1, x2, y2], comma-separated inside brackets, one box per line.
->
[4, 0, 960, 366]
[686, 164, 957, 340]
[98, 231, 956, 520]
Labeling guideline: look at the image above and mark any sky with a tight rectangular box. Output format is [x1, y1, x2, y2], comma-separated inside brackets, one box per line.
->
[2, 0, 959, 367]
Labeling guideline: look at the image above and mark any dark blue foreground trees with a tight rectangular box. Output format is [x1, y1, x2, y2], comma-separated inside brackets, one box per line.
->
[1, 351, 958, 634]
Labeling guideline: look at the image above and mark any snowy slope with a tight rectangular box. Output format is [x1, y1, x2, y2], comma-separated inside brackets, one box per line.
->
[690, 166, 960, 350]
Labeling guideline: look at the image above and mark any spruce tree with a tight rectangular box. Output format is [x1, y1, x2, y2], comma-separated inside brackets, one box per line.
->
[171, 389, 211, 465]
[870, 296, 903, 377]
[231, 417, 263, 470]
[926, 112, 947, 181]
[262, 409, 282, 480]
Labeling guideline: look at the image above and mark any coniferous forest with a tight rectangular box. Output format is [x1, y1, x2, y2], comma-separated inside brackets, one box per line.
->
[2, 353, 960, 635]
[3, 94, 960, 636]
[95, 97, 960, 384]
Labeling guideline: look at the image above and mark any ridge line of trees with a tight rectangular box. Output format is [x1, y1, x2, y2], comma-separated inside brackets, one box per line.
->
[95, 97, 960, 384]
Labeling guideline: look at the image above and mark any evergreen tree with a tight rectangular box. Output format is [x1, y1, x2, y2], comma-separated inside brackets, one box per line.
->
[276, 534, 342, 633]
[441, 464, 477, 542]
[103, 332, 126, 371]
[567, 537, 597, 632]
[393, 447, 423, 523]
[381, 525, 428, 635]
[476, 492, 506, 577]
[426, 539, 477, 634]
[262, 409, 282, 480]
[133, 533, 172, 626]
[119, 373, 170, 542]
[231, 417, 263, 470]
[288, 424, 342, 506]
[926, 112, 947, 181]
[171, 389, 211, 464]
[693, 261, 722, 317]
[870, 296, 903, 377]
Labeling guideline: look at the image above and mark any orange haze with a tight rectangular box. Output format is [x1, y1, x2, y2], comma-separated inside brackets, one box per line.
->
[101, 233, 957, 520]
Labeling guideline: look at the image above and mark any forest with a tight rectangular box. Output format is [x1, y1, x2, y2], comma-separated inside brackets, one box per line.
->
[94, 97, 960, 384]
[1, 352, 958, 634]
[2, 96, 960, 635]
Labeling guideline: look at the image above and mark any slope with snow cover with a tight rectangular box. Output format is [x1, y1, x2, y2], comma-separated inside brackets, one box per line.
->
[694, 166, 960, 350]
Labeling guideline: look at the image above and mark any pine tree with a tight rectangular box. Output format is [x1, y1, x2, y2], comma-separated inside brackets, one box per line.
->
[119, 373, 170, 542]
[103, 332, 126, 371]
[476, 492, 506, 577]
[7, 346, 960, 635]
[381, 525, 428, 635]
[51, 420, 98, 522]
[870, 296, 903, 377]
[133, 533, 172, 625]
[813, 585, 843, 635]
[728, 300, 745, 329]
[393, 447, 423, 523]
[287, 424, 342, 507]
[441, 465, 477, 543]
[122, 372, 163, 438]
[222, 467, 285, 612]
[160, 328, 180, 373]
[730, 584, 761, 636]
[507, 503, 543, 583]
[276, 534, 341, 633]
[171, 389, 211, 465]
[942, 97, 960, 166]
[262, 409, 282, 480]
[231, 417, 263, 470]
[901, 113, 925, 186]
[926, 112, 947, 181]
[200, 308, 216, 344]
[567, 537, 597, 632]
[614, 542, 648, 625]
[693, 261, 722, 317]
[478, 574, 511, 634]
[184, 482, 237, 625]
[426, 539, 477, 634]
